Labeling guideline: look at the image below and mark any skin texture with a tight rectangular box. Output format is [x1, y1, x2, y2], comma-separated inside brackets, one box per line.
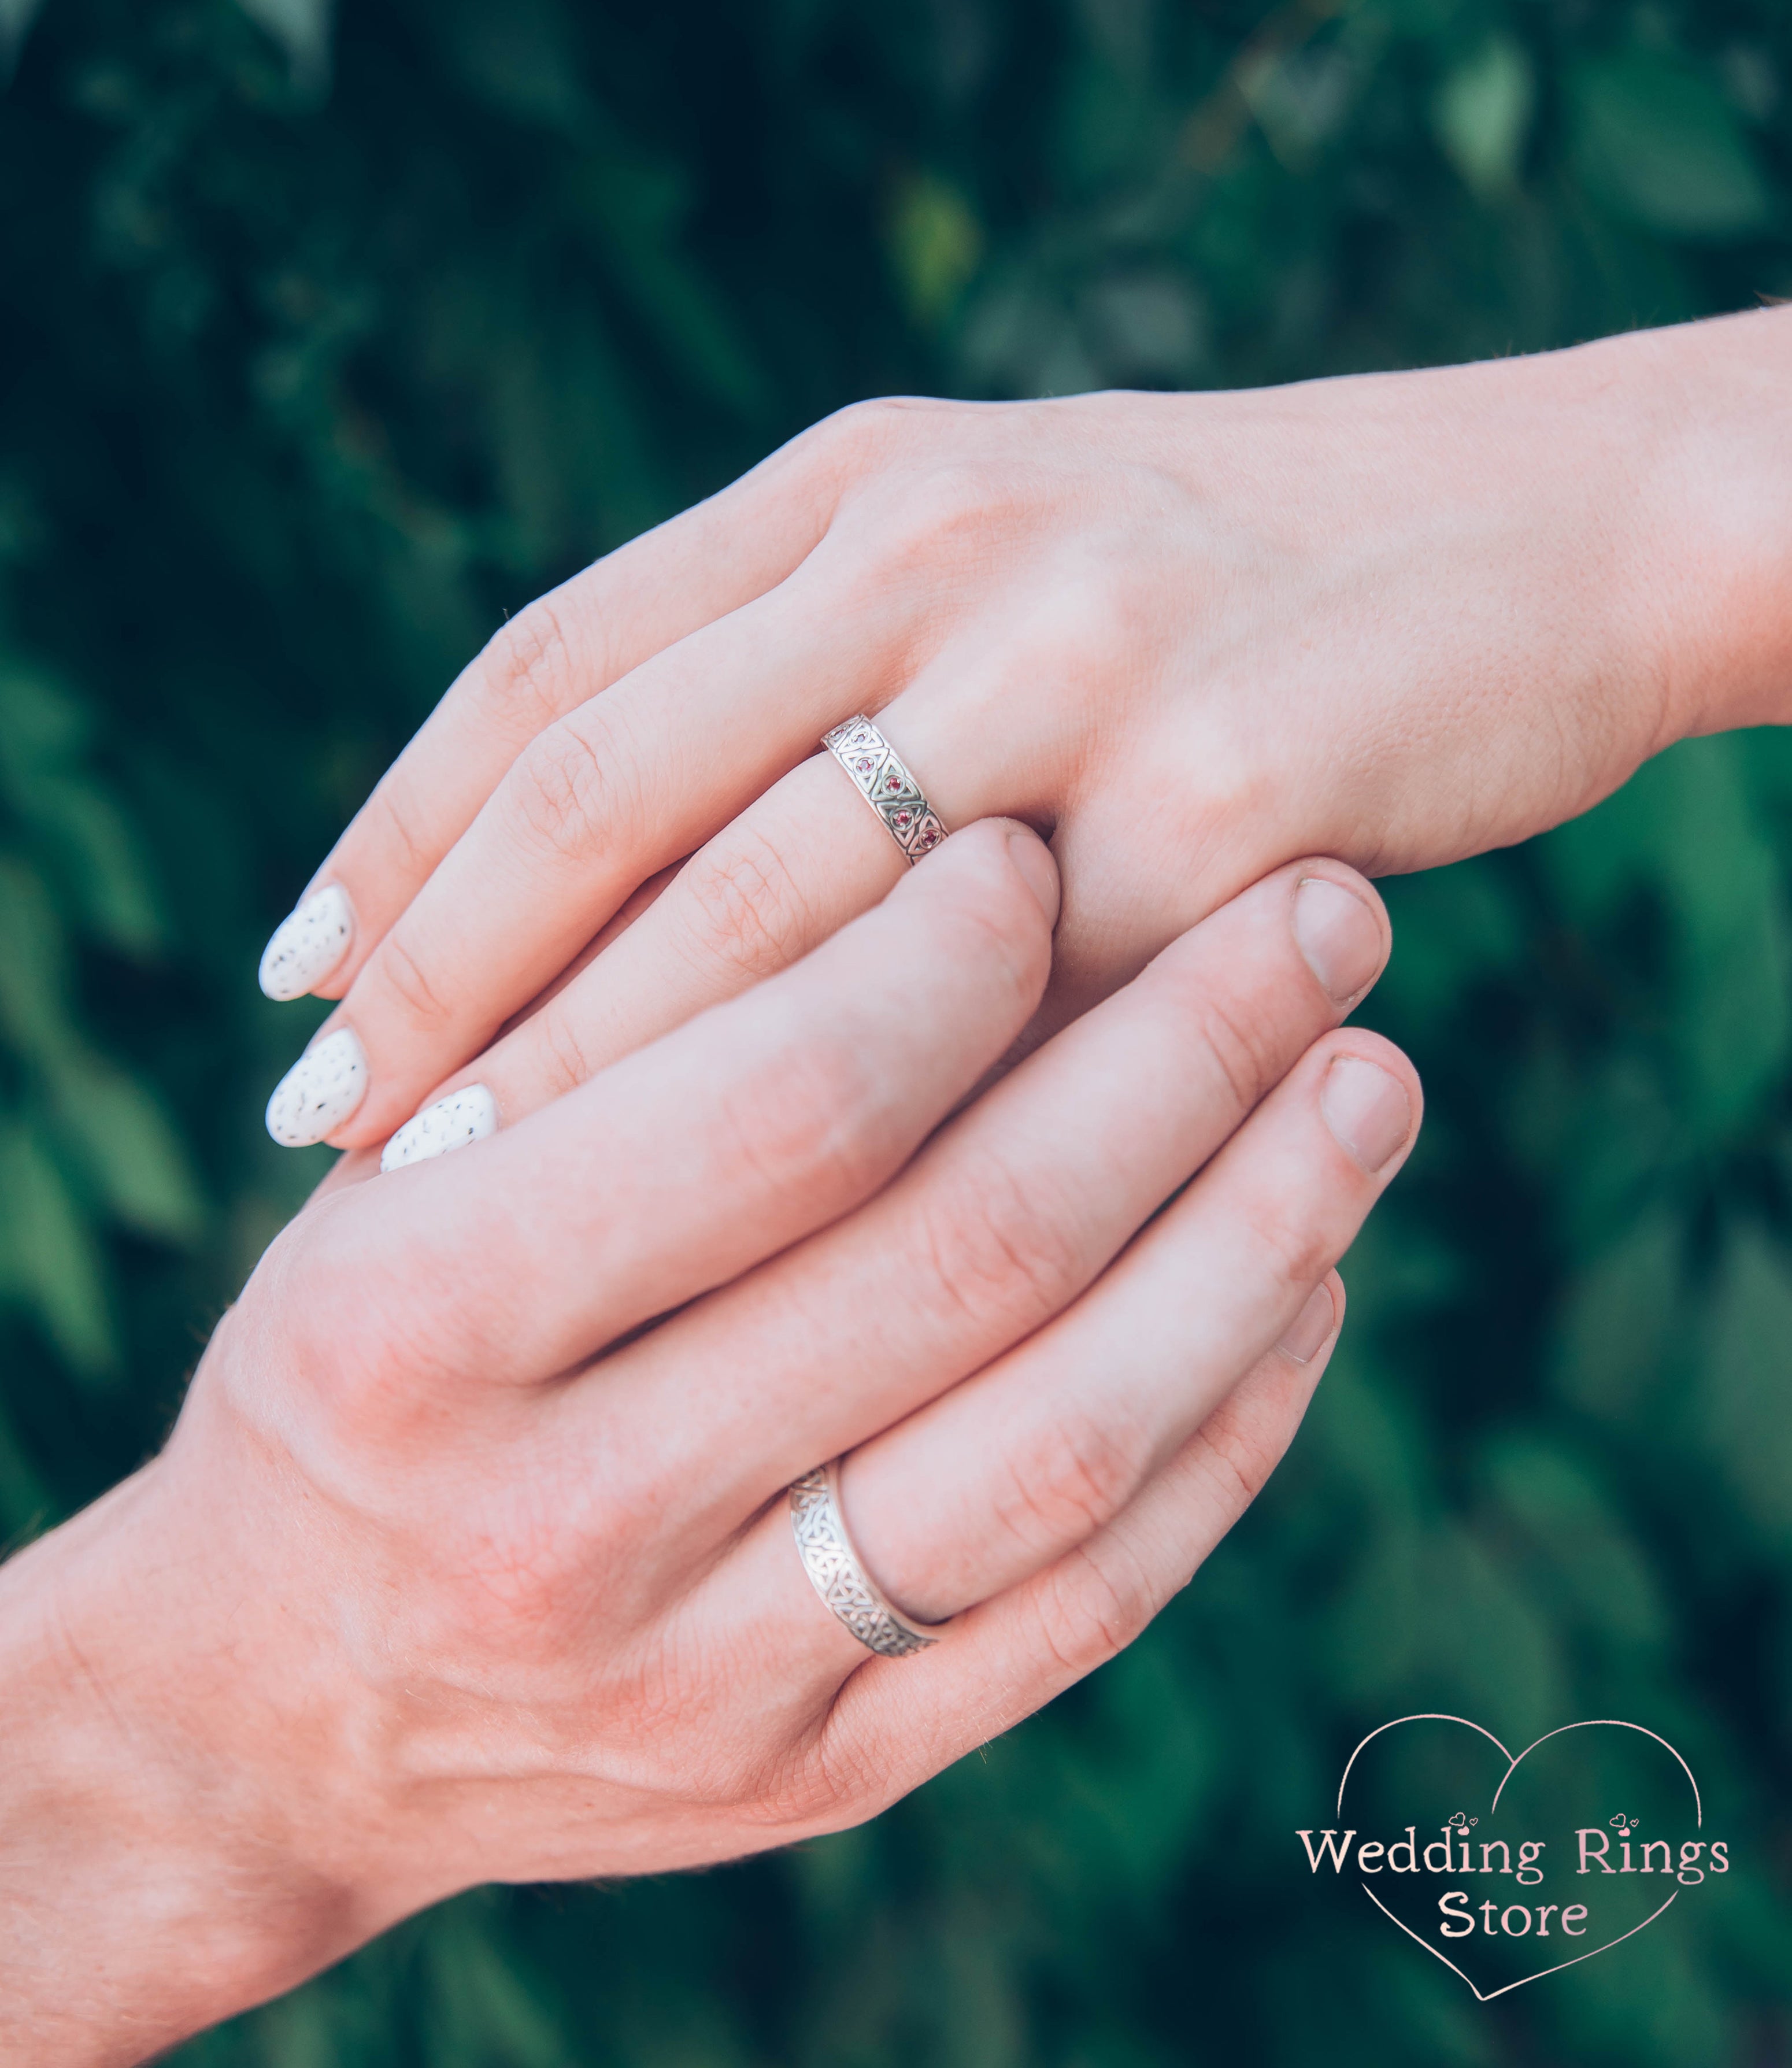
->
[262, 308, 1792, 1155]
[0, 828, 1418, 2062]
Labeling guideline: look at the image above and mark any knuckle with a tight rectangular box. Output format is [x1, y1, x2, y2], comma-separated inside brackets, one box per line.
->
[1030, 1533, 1157, 1678]
[535, 1003, 597, 1101]
[757, 1722, 885, 1832]
[925, 848, 1052, 1013]
[373, 928, 456, 1035]
[355, 1272, 482, 1412]
[1187, 985, 1282, 1121]
[812, 395, 920, 471]
[251, 1212, 469, 1449]
[676, 826, 816, 983]
[989, 1404, 1147, 1564]
[473, 593, 594, 740]
[366, 771, 434, 881]
[717, 1038, 888, 1207]
[1057, 552, 1154, 654]
[509, 707, 639, 871]
[872, 460, 1015, 576]
[450, 1472, 681, 1673]
[998, 550, 1157, 700]
[1240, 1190, 1336, 1304]
[910, 1151, 1088, 1336]
[1191, 1403, 1285, 1512]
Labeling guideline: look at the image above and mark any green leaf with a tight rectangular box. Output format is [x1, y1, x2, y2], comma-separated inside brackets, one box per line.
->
[1550, 1202, 1686, 1420]
[0, 1389, 53, 1539]
[0, 1116, 118, 1381]
[13, 773, 164, 955]
[0, 858, 66, 1066]
[571, 158, 772, 420]
[229, 1978, 338, 2068]
[1376, 856, 1524, 1025]
[0, 669, 164, 953]
[50, 1060, 206, 1246]
[1697, 1227, 1792, 1558]
[888, 172, 985, 329]
[436, 0, 593, 134]
[419, 1903, 574, 2067]
[231, 0, 333, 96]
[0, 0, 46, 84]
[1571, 52, 1770, 239]
[0, 664, 88, 763]
[1433, 36, 1534, 198]
[1478, 1434, 1666, 1651]
[1539, 737, 1791, 1135]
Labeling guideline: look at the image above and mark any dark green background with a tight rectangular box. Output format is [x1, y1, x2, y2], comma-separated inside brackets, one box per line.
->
[3, 1, 1791, 2060]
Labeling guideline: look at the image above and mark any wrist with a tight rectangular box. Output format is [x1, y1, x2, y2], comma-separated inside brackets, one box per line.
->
[1586, 308, 1792, 746]
[0, 1460, 374, 2063]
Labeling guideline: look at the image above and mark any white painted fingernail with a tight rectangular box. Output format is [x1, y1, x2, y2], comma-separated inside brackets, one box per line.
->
[265, 1028, 368, 1146]
[259, 886, 355, 1001]
[379, 1085, 498, 1172]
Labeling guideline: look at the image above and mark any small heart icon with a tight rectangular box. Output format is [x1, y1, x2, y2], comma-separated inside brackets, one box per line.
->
[1308, 1715, 1716, 2000]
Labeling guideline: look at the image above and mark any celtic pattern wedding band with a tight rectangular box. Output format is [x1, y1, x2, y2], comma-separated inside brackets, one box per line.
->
[789, 1461, 943, 1659]
[822, 715, 949, 863]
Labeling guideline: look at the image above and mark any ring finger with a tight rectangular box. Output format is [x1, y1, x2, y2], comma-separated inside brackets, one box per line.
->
[364, 676, 1091, 1168]
[262, 564, 908, 1149]
[536, 856, 1391, 1552]
[721, 1022, 1415, 1685]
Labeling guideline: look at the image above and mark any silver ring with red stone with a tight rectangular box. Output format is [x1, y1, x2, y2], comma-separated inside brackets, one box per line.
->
[788, 1462, 945, 1659]
[822, 715, 950, 863]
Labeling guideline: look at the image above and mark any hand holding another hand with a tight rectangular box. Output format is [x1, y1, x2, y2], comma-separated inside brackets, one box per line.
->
[2, 828, 1416, 2062]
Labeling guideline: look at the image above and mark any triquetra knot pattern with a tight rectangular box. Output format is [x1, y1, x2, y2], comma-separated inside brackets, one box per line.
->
[788, 1466, 938, 1658]
[822, 717, 949, 861]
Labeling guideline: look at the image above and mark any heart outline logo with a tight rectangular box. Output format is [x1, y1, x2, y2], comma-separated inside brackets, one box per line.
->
[1336, 1714, 1703, 2001]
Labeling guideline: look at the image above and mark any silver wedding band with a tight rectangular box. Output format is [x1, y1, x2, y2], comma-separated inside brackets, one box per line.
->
[789, 1461, 944, 1659]
[823, 716, 949, 863]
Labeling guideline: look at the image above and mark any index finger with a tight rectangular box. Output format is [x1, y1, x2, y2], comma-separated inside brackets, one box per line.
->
[283, 820, 1060, 1389]
[256, 425, 848, 1005]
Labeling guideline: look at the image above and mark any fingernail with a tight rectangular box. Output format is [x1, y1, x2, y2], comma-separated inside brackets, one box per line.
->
[265, 1028, 368, 1146]
[1006, 828, 1061, 926]
[1293, 876, 1383, 1004]
[1277, 1282, 1336, 1364]
[259, 886, 356, 1001]
[1321, 1055, 1412, 1172]
[380, 1085, 498, 1172]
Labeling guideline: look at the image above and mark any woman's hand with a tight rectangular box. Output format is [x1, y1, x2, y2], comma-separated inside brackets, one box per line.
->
[257, 308, 1792, 1156]
[2, 828, 1415, 2062]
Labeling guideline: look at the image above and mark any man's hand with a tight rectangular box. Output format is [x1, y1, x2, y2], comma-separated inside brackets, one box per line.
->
[0, 828, 1417, 2063]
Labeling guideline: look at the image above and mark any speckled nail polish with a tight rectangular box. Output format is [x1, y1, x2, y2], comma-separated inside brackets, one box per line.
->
[259, 886, 355, 1001]
[380, 1085, 498, 1172]
[265, 1028, 368, 1146]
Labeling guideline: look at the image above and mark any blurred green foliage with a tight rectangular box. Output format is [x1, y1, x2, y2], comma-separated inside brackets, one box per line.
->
[3, 0, 1792, 2060]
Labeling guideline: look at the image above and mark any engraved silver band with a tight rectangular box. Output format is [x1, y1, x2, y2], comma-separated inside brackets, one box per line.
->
[789, 1460, 943, 1659]
[822, 716, 949, 864]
